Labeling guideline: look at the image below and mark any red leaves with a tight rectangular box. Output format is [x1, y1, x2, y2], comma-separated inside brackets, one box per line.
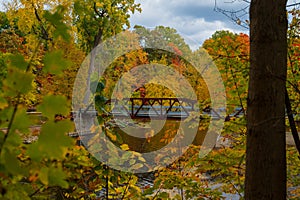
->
[168, 42, 182, 56]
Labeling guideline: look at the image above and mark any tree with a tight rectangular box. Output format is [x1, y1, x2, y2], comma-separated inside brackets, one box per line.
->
[203, 30, 250, 114]
[73, 0, 141, 52]
[245, 0, 288, 199]
[132, 26, 209, 101]
[1, 4, 95, 198]
[72, 0, 141, 104]
[287, 8, 300, 121]
[35, 39, 85, 101]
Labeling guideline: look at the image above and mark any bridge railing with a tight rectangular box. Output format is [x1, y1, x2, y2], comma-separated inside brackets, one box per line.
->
[106, 97, 198, 119]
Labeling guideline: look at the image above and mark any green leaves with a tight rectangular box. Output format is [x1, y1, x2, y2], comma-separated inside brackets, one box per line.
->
[0, 4, 84, 199]
[44, 6, 71, 41]
[43, 50, 72, 75]
[39, 166, 68, 188]
[3, 68, 34, 96]
[28, 95, 73, 162]
[37, 95, 69, 119]
[8, 109, 32, 136]
[73, 0, 141, 52]
[8, 54, 28, 71]
[27, 121, 73, 162]
[0, 147, 24, 175]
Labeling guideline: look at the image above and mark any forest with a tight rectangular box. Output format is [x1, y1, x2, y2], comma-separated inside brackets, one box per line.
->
[0, 0, 299, 199]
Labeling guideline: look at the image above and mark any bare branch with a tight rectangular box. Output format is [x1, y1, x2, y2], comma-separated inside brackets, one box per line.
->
[33, 4, 51, 41]
[287, 2, 300, 7]
[285, 89, 300, 158]
[93, 2, 108, 18]
[29, 186, 44, 197]
[215, 0, 300, 29]
[214, 0, 250, 29]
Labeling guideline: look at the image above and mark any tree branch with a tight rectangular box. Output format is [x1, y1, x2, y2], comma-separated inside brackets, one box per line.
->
[93, 2, 107, 18]
[121, 175, 133, 200]
[33, 5, 50, 41]
[29, 185, 44, 197]
[215, 0, 300, 28]
[0, 37, 42, 156]
[285, 88, 300, 158]
[287, 2, 300, 7]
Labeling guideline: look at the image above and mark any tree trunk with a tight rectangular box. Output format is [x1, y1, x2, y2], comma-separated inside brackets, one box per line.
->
[245, 0, 287, 199]
[83, 28, 103, 105]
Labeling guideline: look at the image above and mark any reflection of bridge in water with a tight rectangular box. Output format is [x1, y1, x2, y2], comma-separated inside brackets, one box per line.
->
[107, 98, 197, 119]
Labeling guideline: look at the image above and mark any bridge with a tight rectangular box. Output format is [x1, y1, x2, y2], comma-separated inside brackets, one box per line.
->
[107, 98, 197, 119]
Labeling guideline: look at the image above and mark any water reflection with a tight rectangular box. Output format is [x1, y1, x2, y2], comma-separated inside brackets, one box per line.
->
[111, 118, 208, 153]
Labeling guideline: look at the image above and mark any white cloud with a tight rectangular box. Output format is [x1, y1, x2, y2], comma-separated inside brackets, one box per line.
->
[167, 0, 216, 8]
[169, 17, 246, 50]
[130, 0, 248, 50]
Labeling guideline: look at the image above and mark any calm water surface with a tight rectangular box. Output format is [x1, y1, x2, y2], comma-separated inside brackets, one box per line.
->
[111, 118, 208, 153]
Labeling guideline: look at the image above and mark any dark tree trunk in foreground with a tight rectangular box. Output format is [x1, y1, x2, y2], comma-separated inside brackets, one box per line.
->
[245, 0, 287, 199]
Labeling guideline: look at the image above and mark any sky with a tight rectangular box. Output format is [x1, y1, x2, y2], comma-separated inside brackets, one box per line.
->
[1, 0, 298, 50]
[129, 0, 299, 50]
[129, 0, 250, 50]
